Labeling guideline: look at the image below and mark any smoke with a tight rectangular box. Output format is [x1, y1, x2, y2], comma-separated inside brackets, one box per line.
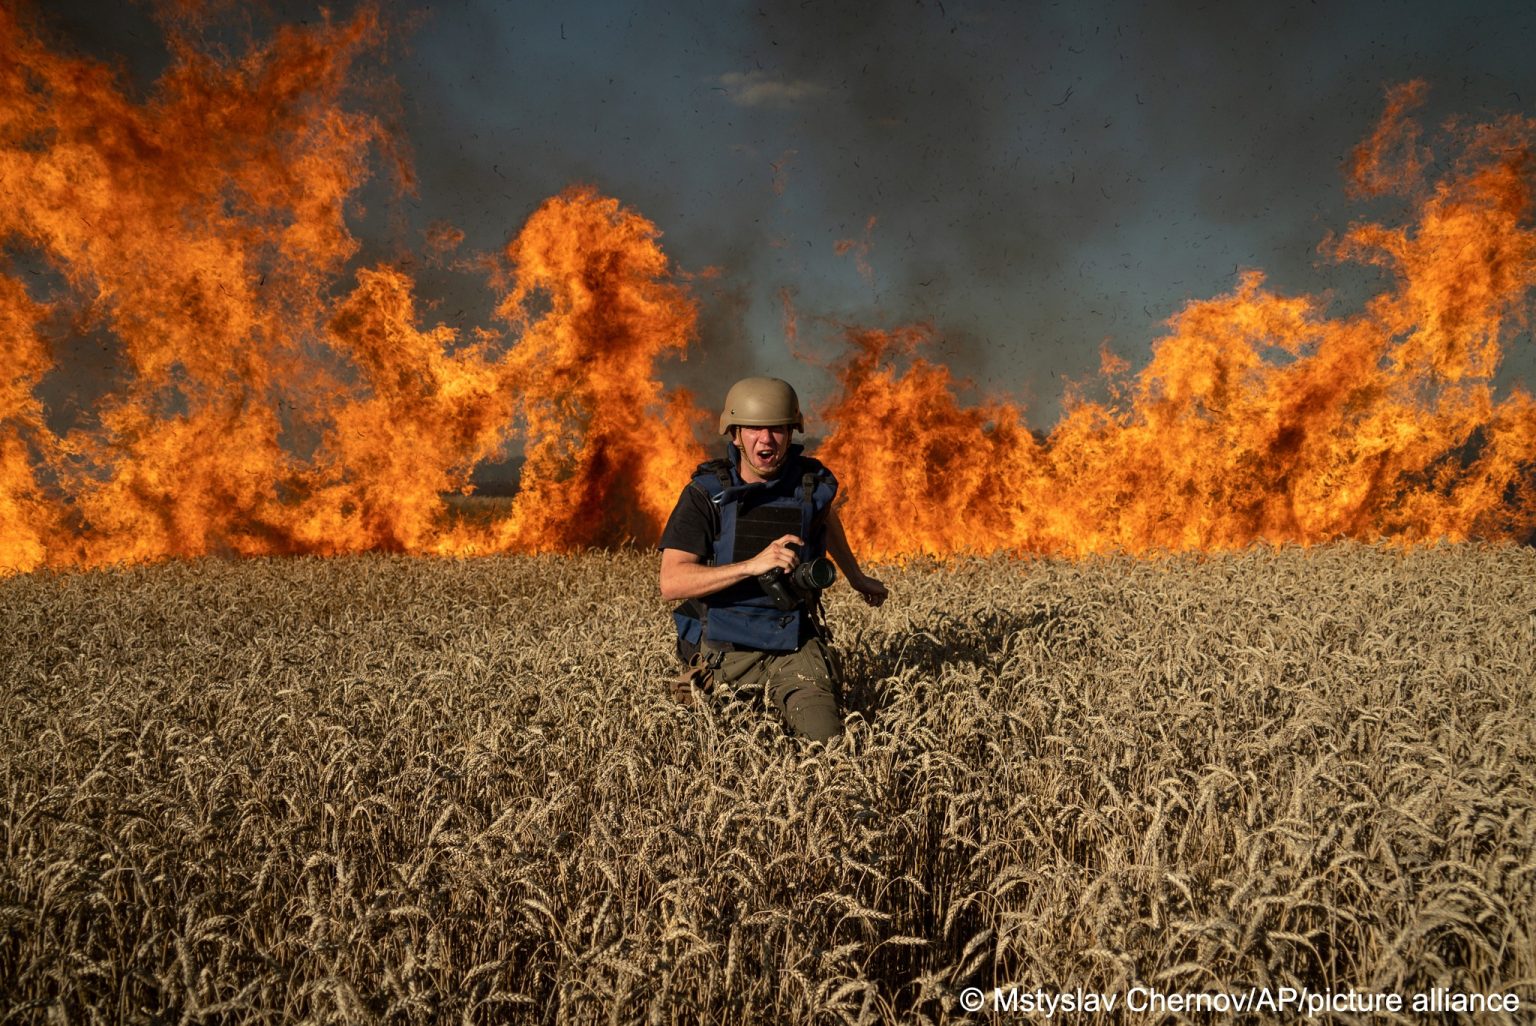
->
[719, 0, 1536, 422]
[8, 0, 1536, 571]
[38, 0, 1535, 429]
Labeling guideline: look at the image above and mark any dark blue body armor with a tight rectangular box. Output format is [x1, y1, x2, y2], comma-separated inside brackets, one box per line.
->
[672, 443, 838, 653]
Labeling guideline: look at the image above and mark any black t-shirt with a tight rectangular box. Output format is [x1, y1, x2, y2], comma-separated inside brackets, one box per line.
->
[657, 484, 719, 560]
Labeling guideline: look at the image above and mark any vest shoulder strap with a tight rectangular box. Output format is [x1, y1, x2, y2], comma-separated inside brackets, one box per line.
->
[795, 456, 838, 509]
[688, 458, 735, 502]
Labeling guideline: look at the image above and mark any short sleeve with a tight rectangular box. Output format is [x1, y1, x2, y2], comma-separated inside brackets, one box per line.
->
[658, 485, 716, 558]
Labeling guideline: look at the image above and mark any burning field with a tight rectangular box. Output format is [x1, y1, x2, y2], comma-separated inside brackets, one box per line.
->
[3, 2, 1536, 1023]
[3, 10, 1536, 569]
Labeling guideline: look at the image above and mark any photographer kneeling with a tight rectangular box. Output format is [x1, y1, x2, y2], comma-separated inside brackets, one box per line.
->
[658, 377, 888, 741]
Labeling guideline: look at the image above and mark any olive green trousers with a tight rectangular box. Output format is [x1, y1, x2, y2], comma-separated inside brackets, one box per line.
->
[709, 637, 842, 742]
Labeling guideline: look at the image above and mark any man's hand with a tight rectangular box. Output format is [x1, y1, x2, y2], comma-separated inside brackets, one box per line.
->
[849, 573, 889, 608]
[745, 534, 803, 577]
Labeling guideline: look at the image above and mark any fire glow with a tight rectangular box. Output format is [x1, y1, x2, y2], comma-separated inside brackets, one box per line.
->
[2, 11, 1534, 572]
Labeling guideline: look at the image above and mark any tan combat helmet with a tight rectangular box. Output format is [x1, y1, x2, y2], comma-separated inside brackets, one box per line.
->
[717, 376, 804, 435]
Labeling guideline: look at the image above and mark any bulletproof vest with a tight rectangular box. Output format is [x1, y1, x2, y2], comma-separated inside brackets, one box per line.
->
[672, 443, 837, 654]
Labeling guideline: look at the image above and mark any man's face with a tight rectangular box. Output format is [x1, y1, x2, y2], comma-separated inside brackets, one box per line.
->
[735, 423, 793, 481]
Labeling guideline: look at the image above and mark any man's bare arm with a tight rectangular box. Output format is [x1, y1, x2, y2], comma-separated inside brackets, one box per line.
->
[659, 535, 802, 602]
[825, 507, 889, 607]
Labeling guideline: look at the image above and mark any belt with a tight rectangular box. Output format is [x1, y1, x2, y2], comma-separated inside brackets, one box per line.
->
[704, 638, 809, 655]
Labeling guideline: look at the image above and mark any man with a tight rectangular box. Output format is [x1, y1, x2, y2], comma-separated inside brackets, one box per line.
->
[658, 376, 888, 741]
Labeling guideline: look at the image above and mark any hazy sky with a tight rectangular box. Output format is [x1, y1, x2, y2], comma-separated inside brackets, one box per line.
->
[31, 0, 1536, 428]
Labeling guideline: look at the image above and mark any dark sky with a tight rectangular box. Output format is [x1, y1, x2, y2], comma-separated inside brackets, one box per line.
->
[29, 0, 1536, 429]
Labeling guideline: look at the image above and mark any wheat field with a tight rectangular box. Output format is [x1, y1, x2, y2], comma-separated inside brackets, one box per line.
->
[2, 543, 1533, 1023]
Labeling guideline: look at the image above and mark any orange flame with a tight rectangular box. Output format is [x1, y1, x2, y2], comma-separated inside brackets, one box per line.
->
[482, 187, 704, 551]
[0, 6, 701, 571]
[820, 84, 1536, 558]
[2, 0, 1533, 573]
[0, 277, 59, 571]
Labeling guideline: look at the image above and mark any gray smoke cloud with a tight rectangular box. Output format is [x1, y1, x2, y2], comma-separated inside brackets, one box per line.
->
[18, 0, 1536, 435]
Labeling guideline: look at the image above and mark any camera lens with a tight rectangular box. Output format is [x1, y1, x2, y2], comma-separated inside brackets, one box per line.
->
[792, 557, 837, 590]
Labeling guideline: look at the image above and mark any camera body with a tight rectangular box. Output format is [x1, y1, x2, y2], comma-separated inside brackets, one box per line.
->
[758, 544, 837, 611]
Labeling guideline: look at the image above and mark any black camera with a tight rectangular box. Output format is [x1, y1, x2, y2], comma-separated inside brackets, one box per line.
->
[758, 544, 837, 611]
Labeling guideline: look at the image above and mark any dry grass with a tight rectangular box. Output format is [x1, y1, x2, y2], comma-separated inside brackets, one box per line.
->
[2, 543, 1533, 1024]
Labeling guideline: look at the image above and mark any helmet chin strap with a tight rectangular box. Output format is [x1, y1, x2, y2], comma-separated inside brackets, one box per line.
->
[738, 439, 780, 480]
